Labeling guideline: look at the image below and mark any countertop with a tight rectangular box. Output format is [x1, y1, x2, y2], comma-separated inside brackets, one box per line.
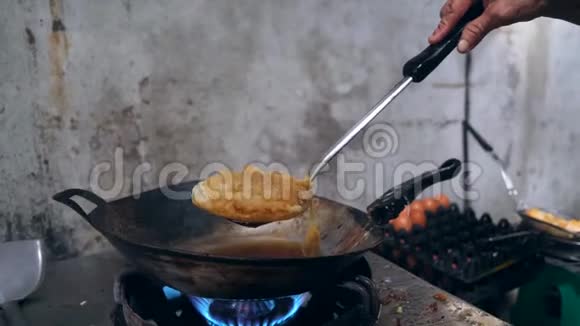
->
[11, 250, 508, 326]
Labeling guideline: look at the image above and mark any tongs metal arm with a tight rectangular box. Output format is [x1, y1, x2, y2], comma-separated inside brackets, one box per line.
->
[309, 77, 412, 181]
[309, 1, 484, 182]
[463, 121, 520, 202]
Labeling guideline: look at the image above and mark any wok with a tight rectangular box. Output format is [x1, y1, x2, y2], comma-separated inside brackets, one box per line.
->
[53, 159, 461, 299]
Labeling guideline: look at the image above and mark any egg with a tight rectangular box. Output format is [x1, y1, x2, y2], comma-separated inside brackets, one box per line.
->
[423, 198, 439, 213]
[434, 194, 451, 208]
[410, 200, 425, 213]
[391, 215, 413, 232]
[410, 208, 427, 228]
[397, 206, 411, 219]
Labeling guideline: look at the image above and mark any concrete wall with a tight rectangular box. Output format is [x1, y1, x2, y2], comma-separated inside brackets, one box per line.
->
[0, 0, 578, 259]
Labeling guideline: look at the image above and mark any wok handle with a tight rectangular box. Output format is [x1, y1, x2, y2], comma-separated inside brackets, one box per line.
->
[403, 0, 484, 82]
[52, 188, 108, 218]
[367, 158, 462, 224]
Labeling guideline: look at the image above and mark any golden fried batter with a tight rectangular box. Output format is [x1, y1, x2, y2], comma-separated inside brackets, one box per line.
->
[525, 207, 580, 233]
[192, 165, 313, 223]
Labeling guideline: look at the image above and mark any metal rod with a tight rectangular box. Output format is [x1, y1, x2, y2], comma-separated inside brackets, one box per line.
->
[483, 230, 535, 243]
[462, 53, 472, 210]
[310, 77, 413, 181]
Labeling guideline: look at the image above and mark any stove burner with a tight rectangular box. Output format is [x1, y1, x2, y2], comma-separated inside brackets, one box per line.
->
[112, 257, 379, 326]
[188, 293, 310, 326]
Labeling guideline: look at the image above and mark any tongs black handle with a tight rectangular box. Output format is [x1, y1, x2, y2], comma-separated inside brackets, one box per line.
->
[463, 121, 493, 152]
[403, 0, 484, 82]
[367, 159, 462, 225]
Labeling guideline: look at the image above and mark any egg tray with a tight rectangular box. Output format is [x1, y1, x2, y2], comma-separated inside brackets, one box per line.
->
[376, 203, 541, 285]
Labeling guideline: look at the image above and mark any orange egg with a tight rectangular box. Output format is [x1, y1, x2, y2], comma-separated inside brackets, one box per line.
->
[410, 200, 425, 213]
[423, 198, 439, 213]
[398, 206, 411, 219]
[434, 194, 451, 208]
[391, 215, 413, 232]
[410, 208, 427, 228]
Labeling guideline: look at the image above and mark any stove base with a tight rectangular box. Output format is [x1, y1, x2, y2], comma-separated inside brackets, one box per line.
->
[111, 257, 380, 326]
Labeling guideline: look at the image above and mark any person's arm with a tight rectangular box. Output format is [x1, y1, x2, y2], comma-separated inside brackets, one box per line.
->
[428, 0, 580, 53]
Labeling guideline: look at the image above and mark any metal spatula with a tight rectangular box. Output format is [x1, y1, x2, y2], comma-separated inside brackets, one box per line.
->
[309, 1, 484, 181]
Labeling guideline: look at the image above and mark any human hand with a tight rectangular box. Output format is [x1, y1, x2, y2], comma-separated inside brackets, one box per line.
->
[428, 0, 548, 53]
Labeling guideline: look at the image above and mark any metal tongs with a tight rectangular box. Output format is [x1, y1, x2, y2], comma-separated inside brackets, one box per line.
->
[191, 1, 484, 228]
[463, 121, 522, 209]
[309, 1, 485, 181]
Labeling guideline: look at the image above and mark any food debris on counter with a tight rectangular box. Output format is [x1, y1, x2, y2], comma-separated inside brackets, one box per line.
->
[428, 302, 438, 313]
[380, 277, 392, 284]
[379, 288, 409, 305]
[433, 292, 448, 302]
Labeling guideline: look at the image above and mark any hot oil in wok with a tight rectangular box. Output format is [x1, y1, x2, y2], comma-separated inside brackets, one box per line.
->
[303, 198, 321, 257]
[207, 202, 322, 259]
[207, 238, 309, 258]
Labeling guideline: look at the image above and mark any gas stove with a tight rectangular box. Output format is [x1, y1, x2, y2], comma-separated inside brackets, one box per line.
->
[111, 257, 380, 326]
[17, 251, 508, 326]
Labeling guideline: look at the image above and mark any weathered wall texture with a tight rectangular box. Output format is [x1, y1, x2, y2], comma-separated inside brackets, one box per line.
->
[0, 0, 578, 259]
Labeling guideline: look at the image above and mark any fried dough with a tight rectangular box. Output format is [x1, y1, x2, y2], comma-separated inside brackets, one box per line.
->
[192, 165, 313, 223]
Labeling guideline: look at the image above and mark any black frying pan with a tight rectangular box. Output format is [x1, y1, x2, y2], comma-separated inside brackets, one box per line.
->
[53, 159, 461, 299]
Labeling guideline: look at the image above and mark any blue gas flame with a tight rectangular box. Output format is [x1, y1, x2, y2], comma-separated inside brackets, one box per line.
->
[162, 286, 309, 326]
[189, 293, 309, 326]
[162, 286, 182, 300]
